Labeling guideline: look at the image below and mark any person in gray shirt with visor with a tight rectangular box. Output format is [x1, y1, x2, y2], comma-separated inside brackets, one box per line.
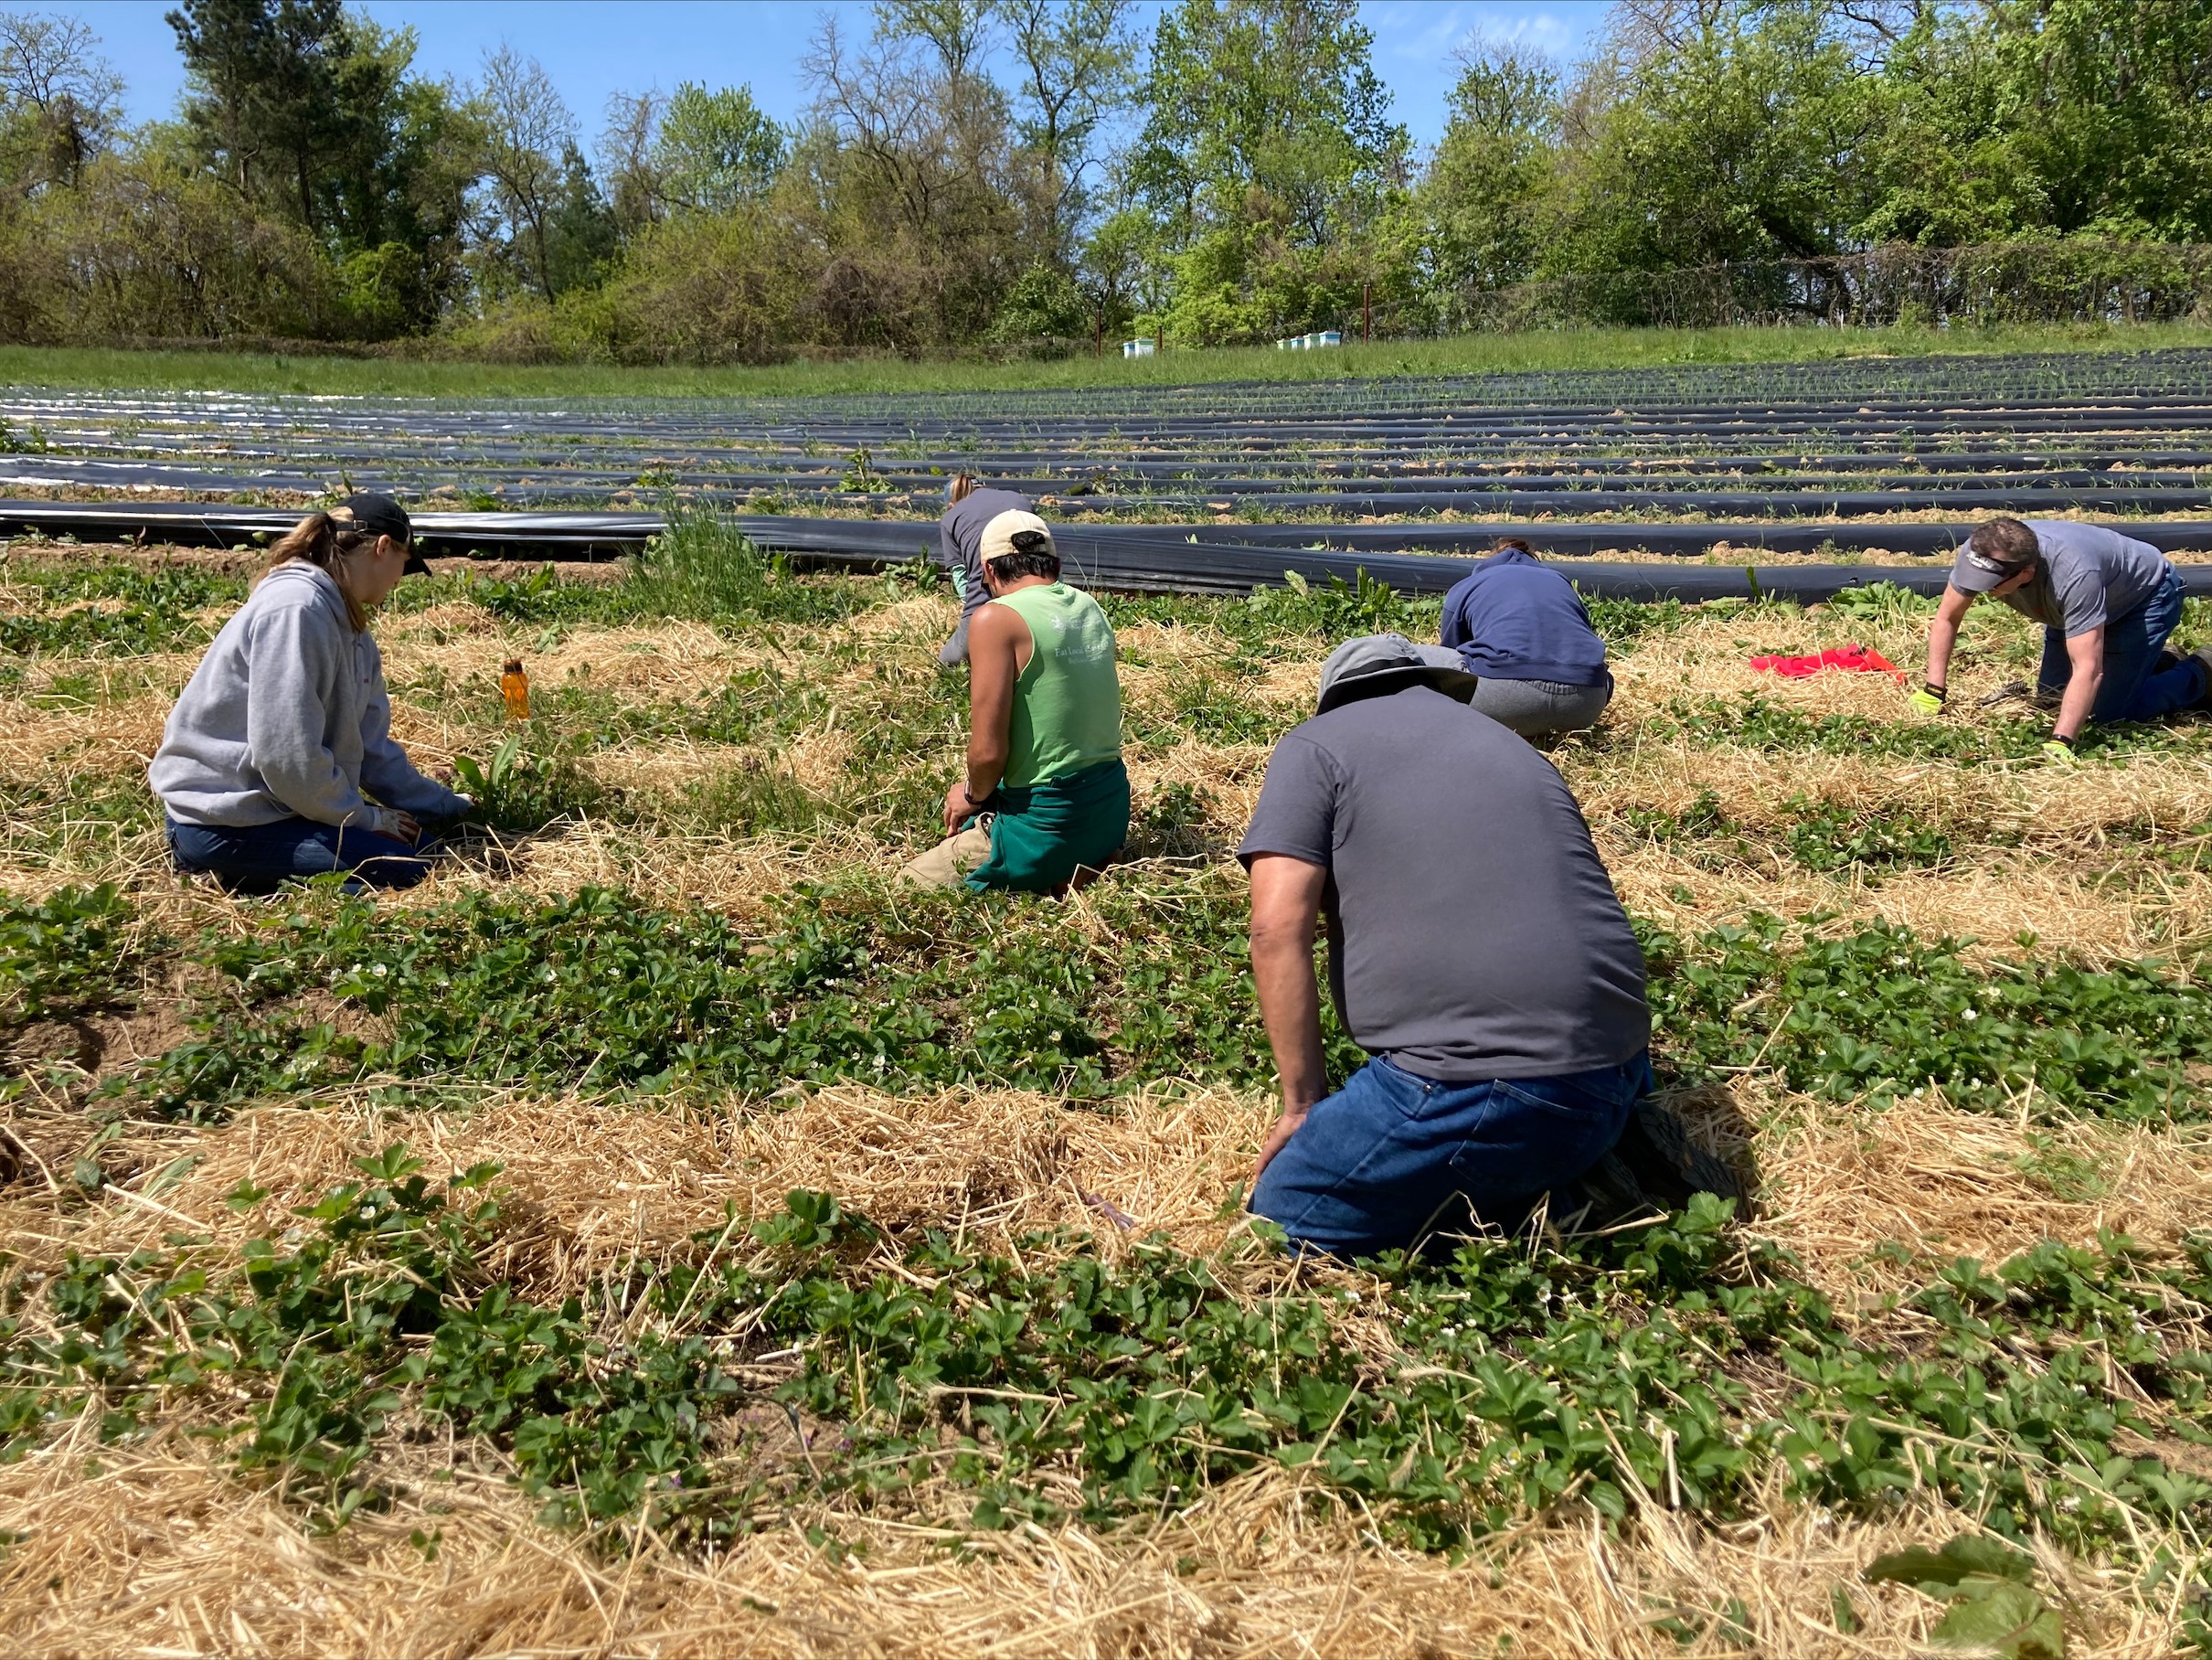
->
[1913, 516, 2210, 760]
[1238, 633, 1654, 1260]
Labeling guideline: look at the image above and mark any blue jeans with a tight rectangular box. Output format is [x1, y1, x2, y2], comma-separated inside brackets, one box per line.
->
[166, 816, 442, 895]
[1250, 1050, 1651, 1261]
[2037, 572, 2204, 723]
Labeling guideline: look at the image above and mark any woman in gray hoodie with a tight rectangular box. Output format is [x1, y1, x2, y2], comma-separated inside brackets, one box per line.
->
[149, 494, 472, 893]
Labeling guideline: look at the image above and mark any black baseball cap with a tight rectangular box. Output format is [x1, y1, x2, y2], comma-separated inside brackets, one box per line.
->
[335, 493, 427, 575]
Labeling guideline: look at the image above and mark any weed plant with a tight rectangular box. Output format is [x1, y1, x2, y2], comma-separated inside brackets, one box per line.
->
[0, 883, 141, 1023]
[627, 511, 868, 627]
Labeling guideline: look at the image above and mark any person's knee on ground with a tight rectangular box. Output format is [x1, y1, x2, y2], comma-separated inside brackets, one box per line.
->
[148, 494, 473, 888]
[899, 825, 993, 888]
[1239, 633, 1651, 1264]
[1248, 1053, 1645, 1261]
[168, 816, 442, 895]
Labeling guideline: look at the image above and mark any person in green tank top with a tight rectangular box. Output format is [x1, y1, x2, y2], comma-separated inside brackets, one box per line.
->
[900, 510, 1131, 893]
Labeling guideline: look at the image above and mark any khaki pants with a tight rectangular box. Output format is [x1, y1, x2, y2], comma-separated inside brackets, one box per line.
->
[898, 825, 993, 889]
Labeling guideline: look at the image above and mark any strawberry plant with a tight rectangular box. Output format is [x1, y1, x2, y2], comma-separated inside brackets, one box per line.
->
[15, 1180, 2212, 1570]
[1781, 795, 1958, 871]
[0, 883, 144, 1024]
[1643, 915, 2212, 1120]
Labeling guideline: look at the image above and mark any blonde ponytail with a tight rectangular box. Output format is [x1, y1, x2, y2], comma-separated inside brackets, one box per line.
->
[267, 510, 374, 631]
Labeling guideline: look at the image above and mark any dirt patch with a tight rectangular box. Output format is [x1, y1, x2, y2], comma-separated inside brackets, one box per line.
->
[3, 1001, 193, 1081]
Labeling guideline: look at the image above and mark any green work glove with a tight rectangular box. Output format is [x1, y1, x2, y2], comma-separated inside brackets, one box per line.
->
[1907, 683, 1946, 717]
[2040, 737, 2078, 767]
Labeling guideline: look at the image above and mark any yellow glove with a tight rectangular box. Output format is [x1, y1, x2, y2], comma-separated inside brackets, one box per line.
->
[1908, 684, 1946, 716]
[2040, 738, 2078, 767]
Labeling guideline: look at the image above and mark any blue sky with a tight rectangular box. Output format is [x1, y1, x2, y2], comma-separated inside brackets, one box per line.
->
[70, 0, 1604, 153]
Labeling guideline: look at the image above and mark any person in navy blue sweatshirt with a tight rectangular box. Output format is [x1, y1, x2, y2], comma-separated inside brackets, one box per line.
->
[1438, 539, 1613, 740]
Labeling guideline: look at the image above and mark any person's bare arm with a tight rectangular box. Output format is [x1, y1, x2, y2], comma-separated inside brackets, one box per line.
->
[1922, 585, 1974, 692]
[2055, 625, 2103, 742]
[943, 601, 1027, 831]
[1248, 852, 1330, 1181]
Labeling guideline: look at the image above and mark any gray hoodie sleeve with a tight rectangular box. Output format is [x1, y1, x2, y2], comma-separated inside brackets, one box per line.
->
[356, 636, 467, 816]
[242, 598, 375, 827]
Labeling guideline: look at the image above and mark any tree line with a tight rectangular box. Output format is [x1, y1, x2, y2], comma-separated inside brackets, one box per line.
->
[0, 0, 2205, 362]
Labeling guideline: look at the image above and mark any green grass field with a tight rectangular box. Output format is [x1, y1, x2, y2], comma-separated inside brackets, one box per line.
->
[5, 527, 2212, 1653]
[5, 319, 2210, 399]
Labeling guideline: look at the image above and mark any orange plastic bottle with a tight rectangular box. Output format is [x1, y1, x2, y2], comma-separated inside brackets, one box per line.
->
[500, 658, 531, 721]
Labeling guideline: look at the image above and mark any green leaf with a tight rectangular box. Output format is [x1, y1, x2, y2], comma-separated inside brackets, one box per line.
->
[1830, 1583, 1861, 1634]
[1930, 1580, 2064, 1658]
[1866, 1535, 2037, 1595]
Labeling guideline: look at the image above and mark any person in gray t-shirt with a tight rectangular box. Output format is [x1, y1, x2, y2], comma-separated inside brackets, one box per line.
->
[1914, 517, 2208, 758]
[1236, 633, 1653, 1260]
[936, 477, 1032, 665]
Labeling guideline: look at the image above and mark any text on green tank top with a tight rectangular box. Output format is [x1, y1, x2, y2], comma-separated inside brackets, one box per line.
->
[992, 583, 1122, 788]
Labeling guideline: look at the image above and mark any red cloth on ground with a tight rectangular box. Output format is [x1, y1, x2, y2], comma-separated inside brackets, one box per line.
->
[1749, 643, 1902, 679]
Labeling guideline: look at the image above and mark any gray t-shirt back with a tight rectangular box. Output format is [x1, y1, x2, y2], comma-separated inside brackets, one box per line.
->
[1972, 521, 2172, 637]
[940, 488, 1031, 629]
[1238, 685, 1650, 1081]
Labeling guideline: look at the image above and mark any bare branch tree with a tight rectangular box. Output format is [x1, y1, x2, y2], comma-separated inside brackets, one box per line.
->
[600, 87, 663, 234]
[475, 45, 573, 299]
[998, 0, 1138, 259]
[0, 9, 122, 188]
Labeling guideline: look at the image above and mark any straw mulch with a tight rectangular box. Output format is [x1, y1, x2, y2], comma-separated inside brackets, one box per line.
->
[6, 1427, 2185, 1659]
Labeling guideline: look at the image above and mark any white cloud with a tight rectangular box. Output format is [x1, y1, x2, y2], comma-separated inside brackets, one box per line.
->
[1367, 2, 1595, 69]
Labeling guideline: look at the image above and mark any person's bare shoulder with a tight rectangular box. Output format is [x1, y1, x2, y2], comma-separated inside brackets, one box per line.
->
[973, 601, 1029, 645]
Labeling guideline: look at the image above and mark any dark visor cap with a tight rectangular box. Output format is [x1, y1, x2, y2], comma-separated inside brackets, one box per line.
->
[336, 492, 427, 575]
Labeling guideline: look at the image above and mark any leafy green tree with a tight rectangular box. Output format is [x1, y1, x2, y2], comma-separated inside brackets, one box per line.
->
[1079, 198, 1166, 336]
[542, 138, 619, 296]
[1130, 0, 1408, 341]
[1546, 0, 1884, 280]
[1401, 43, 1560, 316]
[164, 0, 472, 332]
[1867, 0, 2212, 243]
[799, 2, 1022, 346]
[997, 0, 1138, 261]
[168, 0, 356, 229]
[471, 45, 576, 301]
[988, 259, 1090, 343]
[653, 82, 786, 215]
[1133, 0, 1405, 248]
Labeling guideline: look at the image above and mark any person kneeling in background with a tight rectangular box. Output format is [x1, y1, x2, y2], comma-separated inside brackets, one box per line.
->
[1913, 516, 2210, 761]
[901, 511, 1129, 893]
[1438, 538, 1612, 740]
[1239, 633, 1654, 1261]
[936, 473, 1034, 667]
[148, 494, 473, 894]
